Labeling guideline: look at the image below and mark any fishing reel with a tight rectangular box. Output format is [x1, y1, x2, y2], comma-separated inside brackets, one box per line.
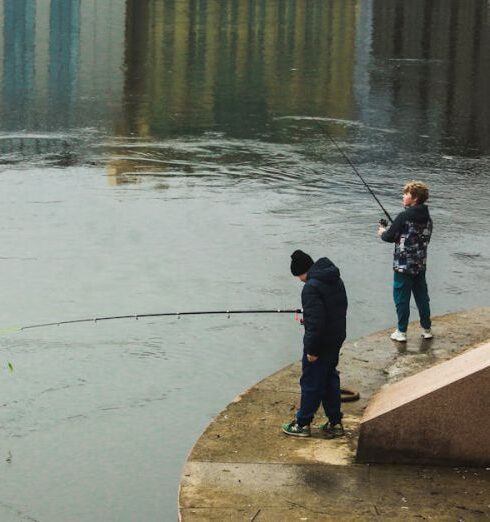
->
[379, 218, 388, 228]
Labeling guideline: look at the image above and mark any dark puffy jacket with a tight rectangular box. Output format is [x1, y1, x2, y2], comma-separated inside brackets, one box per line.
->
[381, 204, 432, 275]
[301, 257, 348, 356]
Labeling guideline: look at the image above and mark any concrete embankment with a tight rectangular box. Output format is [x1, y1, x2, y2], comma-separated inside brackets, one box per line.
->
[179, 308, 490, 521]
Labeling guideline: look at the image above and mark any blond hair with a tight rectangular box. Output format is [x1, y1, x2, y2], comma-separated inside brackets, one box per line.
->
[404, 181, 429, 204]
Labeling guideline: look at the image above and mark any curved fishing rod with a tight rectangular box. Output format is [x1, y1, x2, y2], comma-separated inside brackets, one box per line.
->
[6, 308, 361, 401]
[315, 122, 393, 224]
[15, 308, 302, 333]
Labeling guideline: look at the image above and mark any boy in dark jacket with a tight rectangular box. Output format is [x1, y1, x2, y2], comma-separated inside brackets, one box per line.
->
[282, 250, 348, 438]
[378, 181, 433, 342]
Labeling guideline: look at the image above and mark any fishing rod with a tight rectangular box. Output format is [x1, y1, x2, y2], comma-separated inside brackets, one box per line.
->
[6, 307, 361, 402]
[10, 308, 302, 333]
[316, 122, 393, 224]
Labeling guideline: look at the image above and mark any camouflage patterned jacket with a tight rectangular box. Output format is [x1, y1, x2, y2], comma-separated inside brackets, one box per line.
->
[381, 204, 432, 275]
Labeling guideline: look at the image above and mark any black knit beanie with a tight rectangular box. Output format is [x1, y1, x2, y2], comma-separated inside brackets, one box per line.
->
[290, 250, 314, 276]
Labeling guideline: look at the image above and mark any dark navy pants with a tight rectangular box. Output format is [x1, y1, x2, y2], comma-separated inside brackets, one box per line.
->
[296, 349, 342, 427]
[393, 270, 431, 333]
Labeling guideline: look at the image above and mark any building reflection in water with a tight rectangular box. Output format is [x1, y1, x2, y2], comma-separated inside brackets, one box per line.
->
[0, 0, 125, 134]
[120, 0, 356, 137]
[369, 0, 490, 155]
[0, 0, 490, 179]
[48, 0, 80, 127]
[110, 0, 358, 183]
[2, 0, 36, 128]
[114, 0, 490, 183]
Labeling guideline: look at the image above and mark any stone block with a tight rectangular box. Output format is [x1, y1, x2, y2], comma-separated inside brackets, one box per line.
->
[357, 342, 490, 466]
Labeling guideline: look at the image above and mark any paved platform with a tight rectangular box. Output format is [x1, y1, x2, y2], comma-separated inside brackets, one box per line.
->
[179, 308, 490, 521]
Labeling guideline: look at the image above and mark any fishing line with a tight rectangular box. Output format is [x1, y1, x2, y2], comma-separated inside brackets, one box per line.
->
[315, 122, 393, 224]
[0, 308, 302, 335]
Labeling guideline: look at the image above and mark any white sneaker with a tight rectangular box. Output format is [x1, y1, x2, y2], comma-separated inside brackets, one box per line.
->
[390, 329, 407, 342]
[421, 328, 433, 339]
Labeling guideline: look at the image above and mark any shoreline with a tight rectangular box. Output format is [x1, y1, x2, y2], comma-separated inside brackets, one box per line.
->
[179, 307, 490, 520]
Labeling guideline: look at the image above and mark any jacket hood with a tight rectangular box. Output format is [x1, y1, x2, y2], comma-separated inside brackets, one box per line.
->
[307, 257, 340, 284]
[405, 203, 430, 223]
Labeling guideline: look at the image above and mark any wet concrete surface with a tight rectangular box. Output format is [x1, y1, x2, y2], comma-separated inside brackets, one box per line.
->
[179, 308, 490, 520]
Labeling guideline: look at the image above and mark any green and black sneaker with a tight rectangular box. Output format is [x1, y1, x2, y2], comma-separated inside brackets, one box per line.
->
[282, 421, 311, 437]
[320, 422, 345, 439]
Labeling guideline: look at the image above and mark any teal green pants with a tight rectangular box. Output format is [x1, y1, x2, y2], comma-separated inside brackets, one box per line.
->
[393, 271, 431, 333]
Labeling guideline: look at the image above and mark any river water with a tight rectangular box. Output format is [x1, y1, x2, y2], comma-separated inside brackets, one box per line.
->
[0, 1, 489, 520]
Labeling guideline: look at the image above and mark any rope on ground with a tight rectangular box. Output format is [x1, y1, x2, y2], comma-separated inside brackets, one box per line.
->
[341, 387, 360, 402]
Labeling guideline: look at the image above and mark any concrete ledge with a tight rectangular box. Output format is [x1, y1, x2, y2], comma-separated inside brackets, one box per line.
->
[179, 308, 490, 521]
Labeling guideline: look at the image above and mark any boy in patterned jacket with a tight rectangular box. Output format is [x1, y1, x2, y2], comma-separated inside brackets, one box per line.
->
[377, 181, 433, 342]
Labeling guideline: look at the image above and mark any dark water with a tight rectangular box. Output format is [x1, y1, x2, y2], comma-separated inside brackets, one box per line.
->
[0, 1, 489, 520]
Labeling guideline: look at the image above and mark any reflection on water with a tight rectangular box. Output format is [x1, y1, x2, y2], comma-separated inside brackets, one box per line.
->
[1, 2, 490, 522]
[47, 0, 80, 127]
[370, 0, 490, 156]
[1, 0, 489, 171]
[0, 0, 125, 134]
[1, 0, 35, 128]
[121, 0, 357, 137]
